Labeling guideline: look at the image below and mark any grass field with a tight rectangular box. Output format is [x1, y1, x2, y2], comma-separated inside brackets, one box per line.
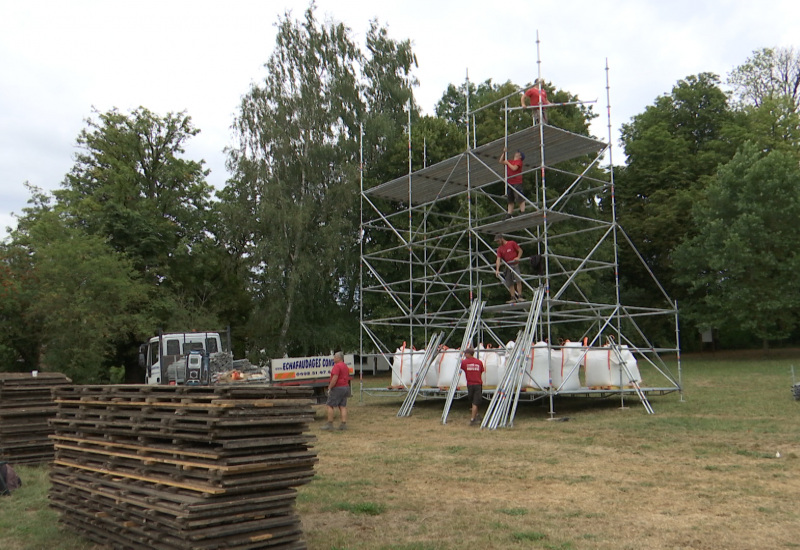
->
[2, 352, 799, 549]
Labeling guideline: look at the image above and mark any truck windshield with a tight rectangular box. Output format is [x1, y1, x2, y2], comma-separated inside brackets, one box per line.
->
[206, 338, 219, 353]
[183, 342, 204, 354]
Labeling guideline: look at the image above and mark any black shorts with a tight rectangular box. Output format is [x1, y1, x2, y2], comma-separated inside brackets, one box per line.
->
[507, 183, 525, 204]
[467, 384, 483, 406]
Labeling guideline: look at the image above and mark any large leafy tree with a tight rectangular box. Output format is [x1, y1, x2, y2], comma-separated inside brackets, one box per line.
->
[727, 48, 800, 153]
[1, 107, 242, 380]
[673, 143, 800, 348]
[728, 46, 800, 110]
[224, 5, 366, 357]
[52, 107, 242, 335]
[56, 107, 212, 279]
[615, 73, 737, 313]
[0, 190, 150, 381]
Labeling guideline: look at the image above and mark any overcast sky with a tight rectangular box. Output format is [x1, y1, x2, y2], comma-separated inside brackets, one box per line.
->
[1, 0, 798, 239]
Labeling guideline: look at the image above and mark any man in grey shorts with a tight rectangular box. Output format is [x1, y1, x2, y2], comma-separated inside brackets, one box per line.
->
[494, 234, 523, 303]
[321, 351, 351, 431]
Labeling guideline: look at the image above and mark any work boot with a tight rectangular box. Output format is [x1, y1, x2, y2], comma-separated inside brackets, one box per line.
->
[337, 423, 348, 431]
[320, 422, 334, 431]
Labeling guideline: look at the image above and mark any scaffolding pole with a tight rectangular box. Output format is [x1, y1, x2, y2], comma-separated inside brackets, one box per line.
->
[397, 332, 444, 417]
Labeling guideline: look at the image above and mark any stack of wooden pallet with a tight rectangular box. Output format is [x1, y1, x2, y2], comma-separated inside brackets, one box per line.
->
[49, 384, 318, 550]
[0, 372, 72, 464]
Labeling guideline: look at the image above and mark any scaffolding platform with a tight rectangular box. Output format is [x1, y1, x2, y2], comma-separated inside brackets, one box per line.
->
[365, 125, 606, 205]
[359, 67, 683, 421]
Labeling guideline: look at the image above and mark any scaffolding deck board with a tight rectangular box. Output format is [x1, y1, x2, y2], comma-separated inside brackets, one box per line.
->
[365, 125, 606, 205]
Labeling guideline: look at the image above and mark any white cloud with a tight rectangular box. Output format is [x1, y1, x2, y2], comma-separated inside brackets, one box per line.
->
[1, 0, 798, 239]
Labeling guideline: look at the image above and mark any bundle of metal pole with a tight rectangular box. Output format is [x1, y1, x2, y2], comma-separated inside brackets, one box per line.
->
[440, 299, 485, 424]
[483, 287, 546, 429]
[397, 332, 444, 417]
[507, 288, 546, 424]
[481, 330, 524, 430]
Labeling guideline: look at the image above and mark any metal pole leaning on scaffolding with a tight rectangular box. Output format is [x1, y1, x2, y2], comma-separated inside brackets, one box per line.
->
[486, 295, 539, 429]
[482, 287, 545, 429]
[507, 287, 546, 425]
[441, 299, 485, 424]
[397, 332, 444, 417]
[481, 331, 523, 430]
[609, 336, 654, 414]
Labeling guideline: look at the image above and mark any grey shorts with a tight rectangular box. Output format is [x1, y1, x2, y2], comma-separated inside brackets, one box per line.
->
[504, 263, 521, 287]
[327, 386, 349, 407]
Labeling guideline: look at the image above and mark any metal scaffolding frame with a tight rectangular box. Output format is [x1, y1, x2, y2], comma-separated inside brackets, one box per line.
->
[358, 53, 683, 419]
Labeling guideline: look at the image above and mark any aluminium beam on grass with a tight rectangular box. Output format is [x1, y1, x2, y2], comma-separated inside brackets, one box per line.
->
[482, 286, 546, 430]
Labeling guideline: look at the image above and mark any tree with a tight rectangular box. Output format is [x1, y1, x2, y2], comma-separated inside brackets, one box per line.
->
[56, 107, 213, 281]
[51, 107, 245, 342]
[673, 142, 800, 348]
[615, 73, 736, 317]
[0, 190, 150, 381]
[728, 47, 800, 111]
[224, 5, 365, 357]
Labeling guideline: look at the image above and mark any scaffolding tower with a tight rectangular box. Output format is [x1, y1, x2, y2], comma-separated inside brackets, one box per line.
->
[358, 62, 682, 418]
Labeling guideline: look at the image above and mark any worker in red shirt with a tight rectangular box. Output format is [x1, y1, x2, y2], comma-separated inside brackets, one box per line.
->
[499, 148, 526, 216]
[460, 347, 485, 425]
[521, 78, 550, 125]
[495, 234, 523, 303]
[321, 351, 350, 431]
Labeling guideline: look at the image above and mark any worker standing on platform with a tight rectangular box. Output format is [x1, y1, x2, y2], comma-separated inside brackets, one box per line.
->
[495, 234, 523, 303]
[460, 347, 485, 426]
[499, 148, 525, 217]
[521, 78, 549, 125]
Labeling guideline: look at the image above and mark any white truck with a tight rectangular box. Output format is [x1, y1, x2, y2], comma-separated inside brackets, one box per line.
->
[140, 331, 227, 385]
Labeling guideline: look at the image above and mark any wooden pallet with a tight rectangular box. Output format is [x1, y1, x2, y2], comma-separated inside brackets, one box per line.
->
[0, 372, 71, 464]
[49, 384, 317, 549]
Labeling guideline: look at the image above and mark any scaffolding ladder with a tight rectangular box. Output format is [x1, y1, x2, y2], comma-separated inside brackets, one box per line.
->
[482, 287, 546, 429]
[397, 332, 445, 417]
[440, 299, 486, 424]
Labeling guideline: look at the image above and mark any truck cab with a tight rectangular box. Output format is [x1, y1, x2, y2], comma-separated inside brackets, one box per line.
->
[140, 332, 223, 385]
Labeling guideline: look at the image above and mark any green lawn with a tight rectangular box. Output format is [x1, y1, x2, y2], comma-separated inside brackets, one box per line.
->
[2, 352, 799, 549]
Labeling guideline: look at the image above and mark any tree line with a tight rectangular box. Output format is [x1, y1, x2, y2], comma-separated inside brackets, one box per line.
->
[1, 4, 798, 382]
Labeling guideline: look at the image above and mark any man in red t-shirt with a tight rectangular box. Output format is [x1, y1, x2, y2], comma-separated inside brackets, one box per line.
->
[495, 234, 523, 303]
[321, 351, 351, 431]
[521, 78, 550, 125]
[460, 347, 485, 425]
[499, 148, 526, 216]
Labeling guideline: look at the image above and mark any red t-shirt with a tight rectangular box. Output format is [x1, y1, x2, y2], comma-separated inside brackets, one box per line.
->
[460, 357, 484, 386]
[525, 87, 548, 106]
[330, 361, 350, 387]
[497, 240, 521, 264]
[506, 158, 523, 185]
